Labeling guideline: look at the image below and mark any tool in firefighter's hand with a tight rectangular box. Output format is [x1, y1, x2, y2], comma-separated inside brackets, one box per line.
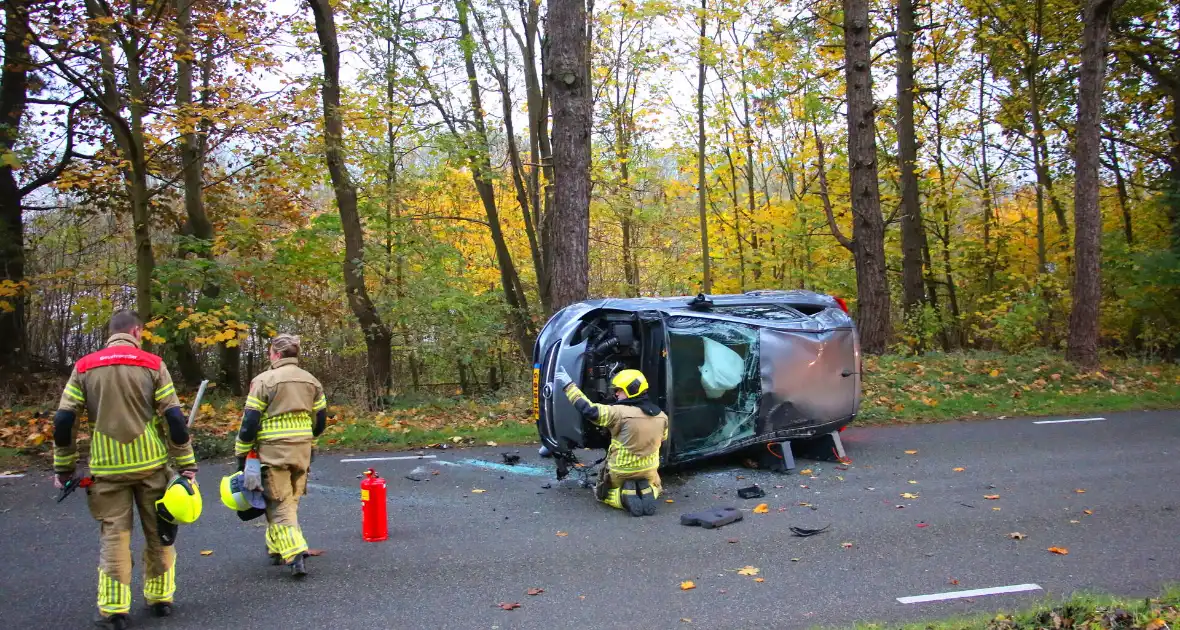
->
[56, 476, 94, 502]
[186, 379, 209, 428]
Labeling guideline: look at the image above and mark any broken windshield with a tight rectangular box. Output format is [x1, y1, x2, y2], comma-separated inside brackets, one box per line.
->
[666, 316, 761, 460]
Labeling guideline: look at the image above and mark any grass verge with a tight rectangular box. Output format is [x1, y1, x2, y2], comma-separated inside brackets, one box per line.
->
[847, 586, 1180, 630]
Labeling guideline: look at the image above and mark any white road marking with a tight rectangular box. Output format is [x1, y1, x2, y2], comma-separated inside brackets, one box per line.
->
[339, 455, 437, 463]
[1033, 417, 1106, 425]
[0, 474, 25, 479]
[897, 583, 1042, 604]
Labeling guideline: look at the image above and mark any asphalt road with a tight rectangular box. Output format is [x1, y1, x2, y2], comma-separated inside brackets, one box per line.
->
[2, 410, 1178, 629]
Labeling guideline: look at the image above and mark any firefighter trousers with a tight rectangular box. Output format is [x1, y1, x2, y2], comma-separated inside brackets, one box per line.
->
[87, 467, 176, 617]
[594, 465, 661, 509]
[263, 464, 309, 562]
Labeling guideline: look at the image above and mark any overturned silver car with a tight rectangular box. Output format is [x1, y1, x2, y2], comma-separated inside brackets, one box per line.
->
[533, 291, 861, 478]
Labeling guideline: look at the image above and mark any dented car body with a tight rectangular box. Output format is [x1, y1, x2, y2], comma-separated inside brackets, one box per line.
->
[533, 291, 861, 476]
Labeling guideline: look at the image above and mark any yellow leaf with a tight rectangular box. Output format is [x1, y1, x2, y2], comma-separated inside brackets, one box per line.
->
[908, 480, 918, 484]
[1083, 510, 1093, 515]
[900, 493, 919, 499]
[1074, 489, 1086, 494]
[953, 467, 966, 472]
[904, 450, 918, 455]
[754, 577, 765, 583]
[736, 566, 759, 576]
[799, 468, 813, 475]
[556, 531, 568, 537]
[200, 550, 213, 556]
[1143, 619, 1167, 630]
[1048, 546, 1069, 555]
[752, 503, 769, 514]
[665, 499, 674, 503]
[680, 581, 696, 591]
[989, 369, 1000, 377]
[993, 507, 1002, 511]
[486, 441, 498, 447]
[471, 489, 486, 494]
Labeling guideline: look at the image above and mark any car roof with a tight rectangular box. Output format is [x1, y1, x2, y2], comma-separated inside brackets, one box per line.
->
[576, 289, 835, 313]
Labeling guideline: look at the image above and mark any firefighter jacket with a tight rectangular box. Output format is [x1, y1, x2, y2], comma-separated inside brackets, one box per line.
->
[54, 334, 196, 478]
[564, 384, 668, 475]
[235, 357, 326, 468]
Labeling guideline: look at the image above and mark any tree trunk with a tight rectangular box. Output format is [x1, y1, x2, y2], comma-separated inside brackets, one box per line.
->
[843, 0, 891, 353]
[0, 0, 31, 366]
[897, 0, 926, 316]
[308, 0, 393, 407]
[697, 0, 712, 293]
[1103, 139, 1133, 246]
[546, 0, 592, 311]
[1067, 0, 1120, 368]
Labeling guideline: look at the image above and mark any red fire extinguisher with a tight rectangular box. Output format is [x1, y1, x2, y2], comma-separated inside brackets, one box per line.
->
[360, 468, 388, 542]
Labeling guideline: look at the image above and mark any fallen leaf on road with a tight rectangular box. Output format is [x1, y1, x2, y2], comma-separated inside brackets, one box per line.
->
[896, 505, 906, 509]
[680, 618, 692, 624]
[754, 578, 765, 583]
[578, 596, 585, 600]
[841, 542, 854, 549]
[471, 489, 486, 494]
[556, 531, 568, 537]
[953, 467, 966, 472]
[992, 507, 1002, 511]
[1069, 520, 1080, 524]
[200, 550, 213, 556]
[727, 538, 739, 544]
[431, 470, 440, 476]
[949, 578, 960, 585]
[526, 588, 544, 596]
[736, 566, 760, 576]
[1048, 547, 1069, 555]
[791, 558, 800, 562]
[1083, 510, 1093, 515]
[901, 493, 919, 499]
[680, 581, 696, 591]
[908, 480, 918, 484]
[916, 523, 928, 528]
[984, 494, 1001, 500]
[1009, 532, 1026, 540]
[799, 468, 813, 475]
[307, 549, 325, 556]
[753, 503, 769, 514]
[905, 450, 918, 455]
[798, 502, 812, 507]
[666, 499, 674, 503]
[1074, 489, 1086, 494]
[498, 602, 520, 610]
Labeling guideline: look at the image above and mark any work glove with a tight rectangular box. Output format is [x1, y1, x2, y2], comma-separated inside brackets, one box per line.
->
[243, 454, 264, 491]
[179, 468, 198, 480]
[53, 471, 74, 490]
[554, 366, 573, 391]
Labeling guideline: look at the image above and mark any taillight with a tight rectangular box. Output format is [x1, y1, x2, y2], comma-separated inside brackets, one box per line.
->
[834, 297, 849, 313]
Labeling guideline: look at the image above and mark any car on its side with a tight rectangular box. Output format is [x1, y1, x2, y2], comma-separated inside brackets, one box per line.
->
[533, 290, 861, 478]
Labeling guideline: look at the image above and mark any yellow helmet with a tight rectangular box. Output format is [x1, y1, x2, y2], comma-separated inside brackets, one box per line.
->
[611, 369, 649, 399]
[155, 476, 202, 525]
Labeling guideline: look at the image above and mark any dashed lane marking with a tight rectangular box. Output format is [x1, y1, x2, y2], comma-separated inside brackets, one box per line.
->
[339, 455, 437, 463]
[1033, 417, 1105, 425]
[897, 583, 1042, 604]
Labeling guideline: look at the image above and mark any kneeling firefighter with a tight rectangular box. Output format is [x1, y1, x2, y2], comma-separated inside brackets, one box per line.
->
[555, 367, 668, 516]
[232, 334, 327, 578]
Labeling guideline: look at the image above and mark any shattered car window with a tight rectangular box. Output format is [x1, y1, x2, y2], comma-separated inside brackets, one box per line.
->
[709, 305, 806, 321]
[666, 316, 761, 459]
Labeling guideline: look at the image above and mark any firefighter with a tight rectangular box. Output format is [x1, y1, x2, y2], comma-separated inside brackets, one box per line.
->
[53, 310, 199, 630]
[554, 367, 668, 516]
[234, 334, 328, 578]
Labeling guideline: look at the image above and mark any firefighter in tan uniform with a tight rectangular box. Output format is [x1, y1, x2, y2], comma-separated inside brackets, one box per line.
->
[555, 368, 668, 516]
[53, 310, 198, 629]
[234, 334, 327, 578]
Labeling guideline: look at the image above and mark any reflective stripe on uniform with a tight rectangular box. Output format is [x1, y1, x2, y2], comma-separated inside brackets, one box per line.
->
[54, 451, 79, 469]
[266, 523, 308, 562]
[154, 383, 175, 402]
[144, 563, 176, 603]
[89, 422, 169, 476]
[245, 395, 268, 412]
[313, 395, 327, 411]
[174, 452, 196, 467]
[97, 568, 131, 615]
[257, 412, 313, 441]
[608, 439, 659, 474]
[234, 439, 254, 456]
[65, 384, 85, 403]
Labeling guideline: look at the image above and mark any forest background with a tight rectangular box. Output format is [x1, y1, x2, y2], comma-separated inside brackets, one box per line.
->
[0, 0, 1177, 450]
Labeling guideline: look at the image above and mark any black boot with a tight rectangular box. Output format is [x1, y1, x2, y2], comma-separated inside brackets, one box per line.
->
[94, 613, 130, 630]
[150, 603, 172, 617]
[289, 555, 308, 579]
[269, 552, 283, 566]
[636, 479, 658, 516]
[619, 480, 644, 517]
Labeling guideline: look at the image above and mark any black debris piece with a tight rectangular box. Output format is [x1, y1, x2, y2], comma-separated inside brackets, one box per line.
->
[680, 507, 743, 529]
[789, 524, 830, 537]
[502, 453, 521, 466]
[737, 485, 766, 500]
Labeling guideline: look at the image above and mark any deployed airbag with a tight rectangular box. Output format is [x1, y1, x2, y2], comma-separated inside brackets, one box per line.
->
[700, 337, 743, 398]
